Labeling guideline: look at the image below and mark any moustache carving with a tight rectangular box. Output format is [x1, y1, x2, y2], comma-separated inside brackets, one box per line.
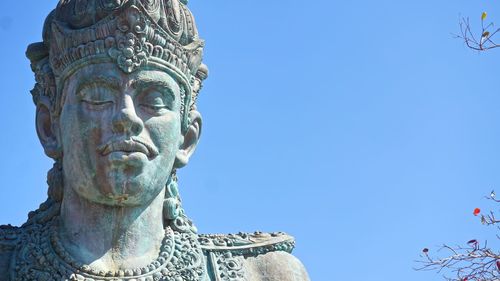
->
[97, 137, 159, 158]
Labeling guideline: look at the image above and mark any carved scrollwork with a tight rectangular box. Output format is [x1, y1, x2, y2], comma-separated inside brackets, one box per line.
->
[142, 0, 161, 14]
[213, 252, 245, 281]
[31, 58, 56, 111]
[100, 0, 127, 10]
[199, 231, 296, 255]
[108, 5, 149, 72]
[165, 0, 183, 39]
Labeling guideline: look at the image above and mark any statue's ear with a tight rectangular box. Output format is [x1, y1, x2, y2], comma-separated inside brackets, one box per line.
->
[174, 111, 202, 168]
[36, 100, 61, 159]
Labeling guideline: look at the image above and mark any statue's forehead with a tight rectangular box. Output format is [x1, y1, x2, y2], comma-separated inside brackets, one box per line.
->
[64, 63, 180, 89]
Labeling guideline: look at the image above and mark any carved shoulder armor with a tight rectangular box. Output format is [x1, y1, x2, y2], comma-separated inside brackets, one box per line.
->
[199, 232, 297, 281]
[199, 232, 295, 256]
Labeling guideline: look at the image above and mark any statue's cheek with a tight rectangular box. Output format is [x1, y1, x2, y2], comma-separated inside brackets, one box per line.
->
[146, 115, 181, 152]
[71, 105, 113, 138]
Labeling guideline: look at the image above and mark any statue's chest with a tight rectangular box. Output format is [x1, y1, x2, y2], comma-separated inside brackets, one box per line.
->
[10, 223, 208, 281]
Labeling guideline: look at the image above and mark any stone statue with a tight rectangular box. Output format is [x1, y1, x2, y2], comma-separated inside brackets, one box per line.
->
[0, 1, 310, 280]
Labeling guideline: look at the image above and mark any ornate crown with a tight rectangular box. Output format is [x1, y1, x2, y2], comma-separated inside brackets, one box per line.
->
[26, 0, 208, 129]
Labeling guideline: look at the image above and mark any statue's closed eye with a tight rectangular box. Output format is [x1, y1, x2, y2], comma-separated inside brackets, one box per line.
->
[139, 90, 174, 114]
[78, 85, 115, 107]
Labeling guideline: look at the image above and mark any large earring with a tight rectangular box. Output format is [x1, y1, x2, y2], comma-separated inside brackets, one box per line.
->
[163, 171, 181, 221]
[25, 161, 63, 226]
[47, 160, 64, 202]
[163, 171, 198, 233]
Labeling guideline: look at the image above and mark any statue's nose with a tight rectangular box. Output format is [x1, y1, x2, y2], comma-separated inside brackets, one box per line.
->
[112, 95, 143, 136]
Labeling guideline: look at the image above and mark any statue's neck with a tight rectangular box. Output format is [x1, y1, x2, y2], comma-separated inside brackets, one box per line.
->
[59, 186, 165, 271]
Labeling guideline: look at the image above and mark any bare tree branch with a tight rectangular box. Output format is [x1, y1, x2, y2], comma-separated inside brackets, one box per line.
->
[456, 15, 500, 51]
[416, 191, 500, 281]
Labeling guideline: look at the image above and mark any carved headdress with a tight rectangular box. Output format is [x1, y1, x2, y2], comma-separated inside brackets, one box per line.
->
[24, 0, 208, 229]
[27, 0, 208, 130]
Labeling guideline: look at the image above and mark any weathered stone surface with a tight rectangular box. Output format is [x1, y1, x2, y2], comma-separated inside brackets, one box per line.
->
[1, 1, 310, 280]
[245, 252, 310, 281]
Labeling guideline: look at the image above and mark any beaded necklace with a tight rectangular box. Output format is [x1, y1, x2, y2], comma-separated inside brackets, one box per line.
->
[12, 217, 206, 281]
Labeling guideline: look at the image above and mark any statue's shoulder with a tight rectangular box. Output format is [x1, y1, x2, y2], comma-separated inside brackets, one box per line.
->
[0, 200, 56, 281]
[199, 232, 310, 281]
[0, 224, 21, 281]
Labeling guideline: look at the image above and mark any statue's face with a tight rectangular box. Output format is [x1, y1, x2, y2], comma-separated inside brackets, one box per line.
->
[58, 62, 183, 206]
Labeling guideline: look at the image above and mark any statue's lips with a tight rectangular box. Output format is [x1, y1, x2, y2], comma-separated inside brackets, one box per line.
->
[97, 139, 159, 158]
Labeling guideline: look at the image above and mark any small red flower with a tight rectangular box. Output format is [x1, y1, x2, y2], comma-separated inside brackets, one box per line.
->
[473, 208, 481, 216]
[497, 260, 500, 270]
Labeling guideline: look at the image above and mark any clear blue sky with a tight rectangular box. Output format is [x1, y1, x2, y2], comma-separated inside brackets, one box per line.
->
[0, 1, 500, 280]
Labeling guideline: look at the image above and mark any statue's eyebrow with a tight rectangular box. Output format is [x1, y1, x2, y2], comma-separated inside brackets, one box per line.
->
[76, 75, 121, 95]
[131, 79, 175, 100]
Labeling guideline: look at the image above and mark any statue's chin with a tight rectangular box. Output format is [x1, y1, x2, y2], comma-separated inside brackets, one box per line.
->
[70, 174, 163, 207]
[65, 152, 170, 207]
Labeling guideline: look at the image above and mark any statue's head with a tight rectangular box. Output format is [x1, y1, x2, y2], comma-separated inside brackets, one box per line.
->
[26, 0, 208, 226]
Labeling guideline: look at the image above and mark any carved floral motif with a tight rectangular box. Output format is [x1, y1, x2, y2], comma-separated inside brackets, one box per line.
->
[108, 5, 149, 73]
[208, 251, 245, 281]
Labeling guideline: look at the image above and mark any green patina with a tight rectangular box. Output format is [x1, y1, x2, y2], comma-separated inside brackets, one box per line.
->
[0, 1, 310, 280]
